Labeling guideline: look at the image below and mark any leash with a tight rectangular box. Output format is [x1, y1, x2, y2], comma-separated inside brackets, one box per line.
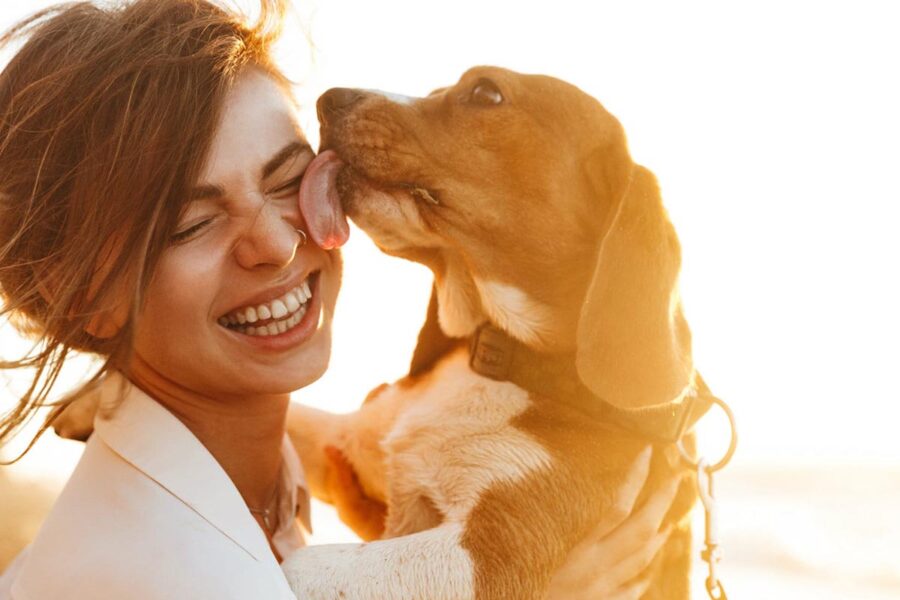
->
[678, 396, 738, 600]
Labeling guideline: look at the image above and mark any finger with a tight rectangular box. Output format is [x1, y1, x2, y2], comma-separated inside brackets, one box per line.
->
[604, 526, 671, 589]
[595, 472, 681, 556]
[604, 573, 653, 600]
[564, 525, 670, 599]
[592, 445, 653, 538]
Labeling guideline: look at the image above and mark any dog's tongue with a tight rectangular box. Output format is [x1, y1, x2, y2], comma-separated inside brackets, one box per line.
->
[299, 150, 350, 249]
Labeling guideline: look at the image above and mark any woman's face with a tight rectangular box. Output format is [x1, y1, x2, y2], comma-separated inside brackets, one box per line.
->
[131, 69, 341, 398]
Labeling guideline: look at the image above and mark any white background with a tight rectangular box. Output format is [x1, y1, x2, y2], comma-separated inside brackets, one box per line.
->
[2, 1, 899, 597]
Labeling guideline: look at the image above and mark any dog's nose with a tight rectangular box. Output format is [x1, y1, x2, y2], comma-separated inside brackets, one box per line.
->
[317, 88, 365, 126]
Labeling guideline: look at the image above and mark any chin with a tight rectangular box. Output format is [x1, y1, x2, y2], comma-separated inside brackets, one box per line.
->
[263, 327, 333, 394]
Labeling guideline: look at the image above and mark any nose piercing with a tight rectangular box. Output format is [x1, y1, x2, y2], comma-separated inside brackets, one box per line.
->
[295, 228, 307, 247]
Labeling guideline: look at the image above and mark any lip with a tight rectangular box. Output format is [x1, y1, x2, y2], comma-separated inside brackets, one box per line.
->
[216, 269, 317, 319]
[219, 272, 324, 351]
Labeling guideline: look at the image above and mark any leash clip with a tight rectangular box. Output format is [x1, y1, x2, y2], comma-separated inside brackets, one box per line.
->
[696, 459, 727, 600]
[680, 396, 736, 600]
[678, 395, 737, 473]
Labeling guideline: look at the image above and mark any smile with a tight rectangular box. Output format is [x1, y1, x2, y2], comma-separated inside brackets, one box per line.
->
[217, 272, 317, 337]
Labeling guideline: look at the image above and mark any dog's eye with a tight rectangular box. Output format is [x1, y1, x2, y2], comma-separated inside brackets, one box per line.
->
[469, 78, 504, 106]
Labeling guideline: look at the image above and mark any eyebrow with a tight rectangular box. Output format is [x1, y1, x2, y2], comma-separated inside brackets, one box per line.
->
[262, 140, 311, 180]
[189, 140, 312, 201]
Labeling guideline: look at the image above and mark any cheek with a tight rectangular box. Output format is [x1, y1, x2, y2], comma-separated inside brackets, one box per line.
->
[136, 252, 218, 346]
[320, 250, 343, 314]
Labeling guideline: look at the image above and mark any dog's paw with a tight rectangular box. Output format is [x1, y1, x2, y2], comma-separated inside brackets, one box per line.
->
[51, 389, 102, 441]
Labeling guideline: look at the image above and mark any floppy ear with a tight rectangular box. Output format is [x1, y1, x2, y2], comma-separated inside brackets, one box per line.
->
[576, 164, 693, 409]
[408, 285, 460, 377]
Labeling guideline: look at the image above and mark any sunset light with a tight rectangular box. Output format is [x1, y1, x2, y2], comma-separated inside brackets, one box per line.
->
[2, 1, 898, 598]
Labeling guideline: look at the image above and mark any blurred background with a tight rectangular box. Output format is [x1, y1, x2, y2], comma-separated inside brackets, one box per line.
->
[2, 0, 899, 597]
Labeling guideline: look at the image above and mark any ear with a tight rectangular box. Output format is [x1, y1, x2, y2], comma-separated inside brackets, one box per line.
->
[84, 303, 128, 339]
[576, 165, 693, 409]
[408, 285, 460, 377]
[35, 273, 126, 339]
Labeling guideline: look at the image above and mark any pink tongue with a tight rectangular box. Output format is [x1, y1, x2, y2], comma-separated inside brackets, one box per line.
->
[299, 150, 350, 249]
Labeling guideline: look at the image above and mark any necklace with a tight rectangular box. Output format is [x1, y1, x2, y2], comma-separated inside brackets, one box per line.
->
[248, 463, 282, 532]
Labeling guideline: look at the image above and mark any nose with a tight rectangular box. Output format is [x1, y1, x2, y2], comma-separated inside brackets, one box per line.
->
[232, 203, 301, 271]
[317, 87, 365, 127]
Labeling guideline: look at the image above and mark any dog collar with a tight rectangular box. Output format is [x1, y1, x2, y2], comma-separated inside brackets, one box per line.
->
[468, 323, 713, 444]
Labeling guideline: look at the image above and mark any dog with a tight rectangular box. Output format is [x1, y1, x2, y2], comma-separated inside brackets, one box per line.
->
[50, 66, 711, 599]
[279, 66, 713, 599]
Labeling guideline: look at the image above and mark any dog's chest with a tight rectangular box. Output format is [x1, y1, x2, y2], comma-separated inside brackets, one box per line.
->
[378, 350, 555, 526]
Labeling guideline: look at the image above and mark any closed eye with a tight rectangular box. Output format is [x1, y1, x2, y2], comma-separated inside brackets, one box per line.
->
[268, 173, 304, 198]
[170, 217, 215, 245]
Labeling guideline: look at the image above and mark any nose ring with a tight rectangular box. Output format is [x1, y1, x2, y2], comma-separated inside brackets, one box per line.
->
[295, 228, 308, 247]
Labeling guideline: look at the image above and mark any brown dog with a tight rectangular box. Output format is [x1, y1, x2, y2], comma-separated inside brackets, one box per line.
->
[281, 67, 712, 599]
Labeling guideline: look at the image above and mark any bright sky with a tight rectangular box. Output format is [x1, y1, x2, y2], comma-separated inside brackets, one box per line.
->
[1, 0, 899, 538]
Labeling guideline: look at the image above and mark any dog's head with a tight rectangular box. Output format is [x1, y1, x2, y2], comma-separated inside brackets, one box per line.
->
[319, 66, 692, 408]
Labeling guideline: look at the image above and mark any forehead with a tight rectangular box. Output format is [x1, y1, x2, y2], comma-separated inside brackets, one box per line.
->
[200, 68, 304, 181]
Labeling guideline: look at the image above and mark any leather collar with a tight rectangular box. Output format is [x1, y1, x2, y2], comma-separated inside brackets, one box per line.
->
[468, 323, 713, 444]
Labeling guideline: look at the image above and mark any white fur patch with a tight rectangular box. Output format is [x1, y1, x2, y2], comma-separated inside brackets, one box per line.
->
[435, 260, 485, 338]
[381, 350, 553, 528]
[474, 280, 554, 347]
[281, 523, 474, 600]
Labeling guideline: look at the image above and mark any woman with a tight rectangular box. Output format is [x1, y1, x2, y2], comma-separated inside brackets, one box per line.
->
[0, 1, 677, 598]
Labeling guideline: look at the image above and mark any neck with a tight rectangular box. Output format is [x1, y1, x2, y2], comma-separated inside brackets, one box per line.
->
[126, 355, 289, 511]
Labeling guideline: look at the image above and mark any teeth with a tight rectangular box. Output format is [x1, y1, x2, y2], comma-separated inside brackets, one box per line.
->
[257, 304, 272, 320]
[219, 276, 314, 329]
[271, 299, 288, 319]
[285, 292, 300, 313]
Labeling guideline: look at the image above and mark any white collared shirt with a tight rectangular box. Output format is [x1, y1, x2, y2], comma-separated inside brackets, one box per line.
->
[1, 377, 312, 599]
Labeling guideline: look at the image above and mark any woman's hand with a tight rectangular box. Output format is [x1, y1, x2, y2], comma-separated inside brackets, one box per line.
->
[545, 448, 682, 600]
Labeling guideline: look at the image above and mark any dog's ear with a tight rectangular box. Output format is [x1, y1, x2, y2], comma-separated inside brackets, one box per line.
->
[409, 285, 459, 377]
[576, 163, 693, 409]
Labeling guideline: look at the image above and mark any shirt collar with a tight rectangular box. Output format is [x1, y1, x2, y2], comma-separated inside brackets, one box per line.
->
[93, 374, 303, 563]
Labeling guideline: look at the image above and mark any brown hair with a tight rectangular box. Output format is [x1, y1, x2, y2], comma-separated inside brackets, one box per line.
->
[0, 0, 290, 461]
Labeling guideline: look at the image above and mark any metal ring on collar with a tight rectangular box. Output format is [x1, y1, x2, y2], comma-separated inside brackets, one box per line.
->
[678, 395, 737, 473]
[295, 228, 307, 247]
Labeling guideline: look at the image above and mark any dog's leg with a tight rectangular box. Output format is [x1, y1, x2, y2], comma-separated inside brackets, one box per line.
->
[286, 403, 349, 503]
[287, 383, 413, 507]
[281, 522, 475, 600]
[51, 390, 102, 441]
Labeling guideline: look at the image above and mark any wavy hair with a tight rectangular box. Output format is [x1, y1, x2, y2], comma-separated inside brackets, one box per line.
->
[0, 0, 291, 461]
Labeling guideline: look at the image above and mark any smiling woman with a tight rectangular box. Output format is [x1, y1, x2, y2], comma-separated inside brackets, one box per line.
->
[0, 0, 335, 597]
[128, 68, 340, 400]
[0, 0, 295, 453]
